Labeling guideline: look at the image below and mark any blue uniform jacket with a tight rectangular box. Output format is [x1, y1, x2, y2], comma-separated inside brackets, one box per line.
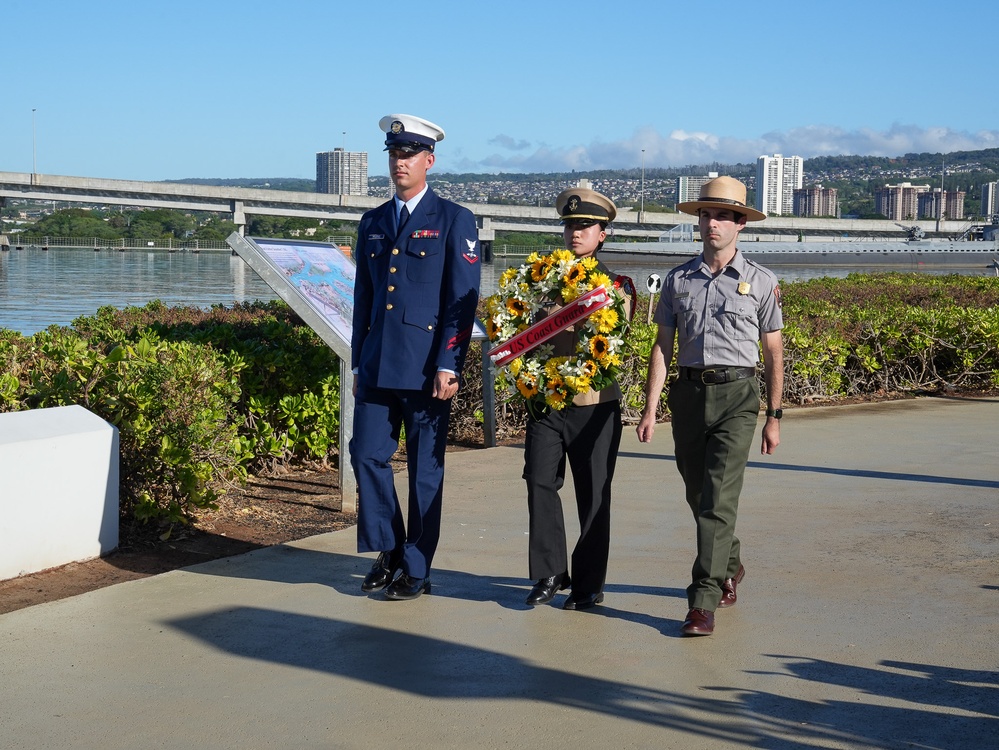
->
[351, 188, 481, 391]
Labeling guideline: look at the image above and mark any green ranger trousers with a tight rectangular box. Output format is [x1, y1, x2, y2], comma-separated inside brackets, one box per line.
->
[668, 376, 759, 611]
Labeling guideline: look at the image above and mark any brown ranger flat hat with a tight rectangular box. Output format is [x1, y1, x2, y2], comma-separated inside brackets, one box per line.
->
[676, 176, 766, 222]
[556, 187, 617, 225]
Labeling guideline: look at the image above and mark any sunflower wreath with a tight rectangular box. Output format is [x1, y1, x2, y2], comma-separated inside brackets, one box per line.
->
[484, 249, 629, 414]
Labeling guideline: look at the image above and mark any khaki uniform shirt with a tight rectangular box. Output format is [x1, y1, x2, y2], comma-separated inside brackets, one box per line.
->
[653, 250, 783, 368]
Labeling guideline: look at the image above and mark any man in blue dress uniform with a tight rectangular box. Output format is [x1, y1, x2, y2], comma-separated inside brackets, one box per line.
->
[350, 114, 481, 600]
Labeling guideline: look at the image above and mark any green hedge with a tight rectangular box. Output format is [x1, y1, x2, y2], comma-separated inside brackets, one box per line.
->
[463, 273, 999, 424]
[0, 301, 340, 528]
[1, 273, 996, 527]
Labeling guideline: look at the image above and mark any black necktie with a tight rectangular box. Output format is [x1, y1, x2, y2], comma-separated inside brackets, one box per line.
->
[398, 205, 409, 232]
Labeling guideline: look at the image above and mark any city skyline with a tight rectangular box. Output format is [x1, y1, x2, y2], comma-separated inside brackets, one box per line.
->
[4, 0, 998, 182]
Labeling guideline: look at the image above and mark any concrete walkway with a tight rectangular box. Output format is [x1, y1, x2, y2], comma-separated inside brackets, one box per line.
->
[1, 397, 997, 749]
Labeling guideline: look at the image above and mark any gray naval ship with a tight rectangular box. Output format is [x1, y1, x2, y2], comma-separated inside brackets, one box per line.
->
[602, 221, 999, 271]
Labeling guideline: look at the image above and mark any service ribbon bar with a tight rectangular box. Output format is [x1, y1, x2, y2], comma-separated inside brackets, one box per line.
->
[487, 286, 613, 368]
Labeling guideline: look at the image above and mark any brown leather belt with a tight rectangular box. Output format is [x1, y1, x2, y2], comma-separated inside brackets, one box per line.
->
[678, 366, 757, 385]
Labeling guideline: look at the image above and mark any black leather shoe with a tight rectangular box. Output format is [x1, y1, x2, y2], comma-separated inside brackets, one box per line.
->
[361, 551, 401, 593]
[562, 591, 604, 611]
[525, 572, 571, 606]
[385, 573, 431, 600]
[718, 564, 745, 609]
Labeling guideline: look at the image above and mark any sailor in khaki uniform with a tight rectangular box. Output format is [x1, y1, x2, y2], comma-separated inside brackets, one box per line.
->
[637, 176, 785, 636]
[523, 188, 635, 611]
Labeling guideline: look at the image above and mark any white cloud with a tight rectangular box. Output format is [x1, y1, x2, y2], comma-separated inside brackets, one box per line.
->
[468, 124, 999, 173]
[488, 134, 532, 151]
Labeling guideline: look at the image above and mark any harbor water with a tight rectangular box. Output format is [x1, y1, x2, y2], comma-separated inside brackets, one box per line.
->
[0, 246, 991, 336]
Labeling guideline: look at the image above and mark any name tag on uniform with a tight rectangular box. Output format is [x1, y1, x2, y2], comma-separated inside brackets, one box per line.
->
[411, 230, 440, 239]
[367, 233, 385, 240]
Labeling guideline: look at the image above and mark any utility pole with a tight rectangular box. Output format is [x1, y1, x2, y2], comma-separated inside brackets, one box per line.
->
[31, 108, 37, 182]
[640, 149, 646, 222]
[936, 160, 945, 233]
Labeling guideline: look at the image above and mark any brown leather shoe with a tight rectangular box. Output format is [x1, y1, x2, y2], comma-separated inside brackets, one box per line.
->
[718, 564, 745, 609]
[681, 607, 715, 636]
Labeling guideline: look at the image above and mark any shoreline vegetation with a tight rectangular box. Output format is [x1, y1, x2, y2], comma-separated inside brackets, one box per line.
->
[1, 272, 997, 535]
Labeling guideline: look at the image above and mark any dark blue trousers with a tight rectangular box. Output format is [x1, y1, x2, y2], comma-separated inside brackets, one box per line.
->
[350, 384, 451, 579]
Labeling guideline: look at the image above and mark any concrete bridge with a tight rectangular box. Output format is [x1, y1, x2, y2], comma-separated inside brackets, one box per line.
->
[0, 170, 977, 246]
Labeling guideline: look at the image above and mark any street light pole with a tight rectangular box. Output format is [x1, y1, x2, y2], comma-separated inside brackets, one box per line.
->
[937, 160, 945, 232]
[32, 108, 37, 177]
[640, 149, 646, 221]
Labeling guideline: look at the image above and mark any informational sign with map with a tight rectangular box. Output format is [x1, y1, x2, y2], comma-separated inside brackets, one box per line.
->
[226, 234, 354, 360]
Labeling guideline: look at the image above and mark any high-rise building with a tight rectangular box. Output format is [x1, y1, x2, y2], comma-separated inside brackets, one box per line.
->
[793, 185, 839, 217]
[874, 182, 930, 221]
[676, 172, 719, 204]
[755, 154, 804, 216]
[917, 188, 965, 220]
[982, 181, 999, 220]
[316, 149, 368, 196]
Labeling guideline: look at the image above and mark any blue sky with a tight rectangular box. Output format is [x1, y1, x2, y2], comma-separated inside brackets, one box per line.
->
[4, 0, 998, 181]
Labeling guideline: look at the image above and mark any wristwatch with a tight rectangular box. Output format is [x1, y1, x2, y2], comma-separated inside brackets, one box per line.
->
[765, 408, 783, 419]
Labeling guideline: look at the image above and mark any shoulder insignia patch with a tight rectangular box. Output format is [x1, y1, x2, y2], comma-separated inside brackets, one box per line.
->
[613, 274, 638, 320]
[463, 239, 479, 264]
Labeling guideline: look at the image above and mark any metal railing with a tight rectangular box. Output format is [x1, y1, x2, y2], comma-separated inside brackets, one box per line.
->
[321, 235, 355, 248]
[6, 235, 356, 252]
[659, 224, 696, 242]
[9, 236, 232, 252]
[491, 244, 556, 258]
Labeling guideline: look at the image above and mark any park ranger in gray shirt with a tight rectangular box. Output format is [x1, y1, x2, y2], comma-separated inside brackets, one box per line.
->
[637, 176, 785, 637]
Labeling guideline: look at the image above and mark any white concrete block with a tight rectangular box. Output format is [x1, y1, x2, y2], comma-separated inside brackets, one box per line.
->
[0, 405, 119, 580]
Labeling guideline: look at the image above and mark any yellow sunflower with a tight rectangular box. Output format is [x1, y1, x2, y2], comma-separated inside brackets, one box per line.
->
[516, 375, 539, 398]
[563, 264, 587, 286]
[507, 297, 528, 316]
[531, 258, 551, 282]
[545, 378, 568, 409]
[589, 334, 610, 360]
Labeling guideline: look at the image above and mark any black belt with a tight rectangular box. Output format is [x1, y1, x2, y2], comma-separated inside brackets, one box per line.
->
[678, 366, 757, 385]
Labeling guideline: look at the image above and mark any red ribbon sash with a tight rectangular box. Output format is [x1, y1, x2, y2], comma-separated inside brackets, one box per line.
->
[487, 286, 612, 368]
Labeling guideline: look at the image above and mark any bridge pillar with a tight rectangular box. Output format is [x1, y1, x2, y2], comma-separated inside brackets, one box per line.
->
[477, 215, 495, 263]
[231, 200, 246, 236]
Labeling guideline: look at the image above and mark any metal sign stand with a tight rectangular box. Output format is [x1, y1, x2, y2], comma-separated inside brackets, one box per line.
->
[227, 233, 358, 512]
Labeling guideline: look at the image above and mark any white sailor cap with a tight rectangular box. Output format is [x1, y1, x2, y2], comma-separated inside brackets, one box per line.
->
[379, 114, 445, 153]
